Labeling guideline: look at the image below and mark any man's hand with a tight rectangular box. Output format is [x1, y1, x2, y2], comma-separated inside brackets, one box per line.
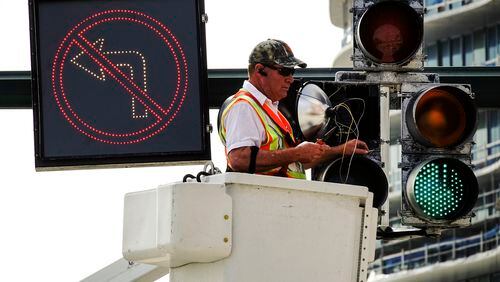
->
[334, 139, 369, 156]
[300, 139, 368, 170]
[294, 141, 325, 163]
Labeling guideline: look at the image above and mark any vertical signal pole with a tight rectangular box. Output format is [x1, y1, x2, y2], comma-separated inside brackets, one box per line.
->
[379, 85, 391, 226]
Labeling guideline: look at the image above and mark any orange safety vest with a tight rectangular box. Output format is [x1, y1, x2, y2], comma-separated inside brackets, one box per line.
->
[219, 89, 306, 179]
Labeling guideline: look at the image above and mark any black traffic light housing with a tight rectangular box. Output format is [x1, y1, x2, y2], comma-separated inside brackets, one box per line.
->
[352, 0, 424, 71]
[349, 0, 479, 234]
[278, 80, 389, 210]
[291, 80, 389, 209]
[400, 83, 479, 229]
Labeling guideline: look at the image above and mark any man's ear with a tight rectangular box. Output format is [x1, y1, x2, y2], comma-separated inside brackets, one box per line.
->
[257, 64, 267, 77]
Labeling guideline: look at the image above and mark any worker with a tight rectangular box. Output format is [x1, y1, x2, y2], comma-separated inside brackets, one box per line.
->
[218, 39, 369, 179]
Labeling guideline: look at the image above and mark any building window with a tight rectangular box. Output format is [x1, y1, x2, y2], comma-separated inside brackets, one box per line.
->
[491, 271, 500, 282]
[450, 0, 462, 9]
[426, 44, 438, 66]
[488, 110, 500, 156]
[498, 23, 500, 59]
[468, 275, 491, 282]
[464, 34, 473, 66]
[474, 29, 486, 65]
[425, 0, 443, 5]
[487, 26, 497, 61]
[451, 37, 463, 66]
[440, 39, 451, 66]
[473, 110, 488, 161]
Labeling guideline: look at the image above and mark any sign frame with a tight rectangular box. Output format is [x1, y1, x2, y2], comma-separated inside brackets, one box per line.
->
[29, 0, 211, 170]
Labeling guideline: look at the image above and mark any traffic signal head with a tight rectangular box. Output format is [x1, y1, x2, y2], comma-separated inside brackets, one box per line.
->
[405, 157, 478, 221]
[406, 86, 477, 148]
[352, 0, 424, 71]
[317, 155, 389, 209]
[294, 81, 388, 209]
[400, 83, 478, 229]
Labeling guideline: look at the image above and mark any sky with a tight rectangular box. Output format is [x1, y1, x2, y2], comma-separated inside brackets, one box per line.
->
[0, 0, 342, 281]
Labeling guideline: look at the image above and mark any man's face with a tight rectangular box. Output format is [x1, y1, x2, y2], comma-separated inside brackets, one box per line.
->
[260, 64, 295, 102]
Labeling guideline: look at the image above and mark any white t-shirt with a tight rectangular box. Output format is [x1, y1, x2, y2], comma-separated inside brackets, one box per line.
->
[224, 80, 280, 153]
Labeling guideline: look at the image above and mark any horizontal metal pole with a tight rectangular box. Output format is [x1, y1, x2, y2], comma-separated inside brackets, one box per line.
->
[1, 67, 499, 109]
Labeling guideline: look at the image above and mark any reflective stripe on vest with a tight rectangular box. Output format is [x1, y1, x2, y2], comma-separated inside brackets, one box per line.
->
[219, 90, 306, 179]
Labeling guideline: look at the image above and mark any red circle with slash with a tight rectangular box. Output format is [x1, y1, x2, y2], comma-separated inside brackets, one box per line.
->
[51, 9, 188, 145]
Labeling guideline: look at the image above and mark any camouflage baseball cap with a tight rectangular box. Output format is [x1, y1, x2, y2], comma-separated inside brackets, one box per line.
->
[249, 39, 307, 68]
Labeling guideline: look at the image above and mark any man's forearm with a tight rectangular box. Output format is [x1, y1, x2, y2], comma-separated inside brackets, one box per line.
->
[303, 140, 369, 170]
[228, 141, 329, 173]
[254, 147, 301, 171]
[228, 146, 300, 172]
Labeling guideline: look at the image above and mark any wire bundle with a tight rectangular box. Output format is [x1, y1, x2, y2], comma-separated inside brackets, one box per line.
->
[301, 85, 367, 183]
[182, 161, 222, 182]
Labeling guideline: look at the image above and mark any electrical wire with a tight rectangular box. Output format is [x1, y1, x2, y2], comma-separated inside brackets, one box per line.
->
[183, 174, 196, 182]
[329, 98, 366, 183]
[182, 161, 222, 182]
[328, 85, 348, 100]
[343, 99, 365, 183]
[300, 86, 367, 184]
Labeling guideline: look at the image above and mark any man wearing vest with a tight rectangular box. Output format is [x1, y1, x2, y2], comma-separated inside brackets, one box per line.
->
[219, 39, 369, 179]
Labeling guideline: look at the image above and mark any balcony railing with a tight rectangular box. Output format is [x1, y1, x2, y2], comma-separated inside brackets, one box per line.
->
[425, 0, 476, 16]
[370, 223, 500, 274]
[388, 186, 500, 227]
[472, 139, 500, 169]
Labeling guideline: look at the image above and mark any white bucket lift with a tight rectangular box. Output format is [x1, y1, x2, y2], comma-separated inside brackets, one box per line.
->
[89, 173, 378, 282]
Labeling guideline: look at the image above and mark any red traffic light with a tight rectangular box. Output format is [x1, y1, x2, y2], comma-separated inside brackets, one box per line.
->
[356, 1, 423, 65]
[406, 86, 477, 148]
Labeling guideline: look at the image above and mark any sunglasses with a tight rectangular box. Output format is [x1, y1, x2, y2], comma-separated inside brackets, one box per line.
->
[265, 65, 295, 77]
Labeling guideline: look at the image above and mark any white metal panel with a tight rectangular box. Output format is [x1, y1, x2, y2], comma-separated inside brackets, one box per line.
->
[171, 173, 376, 282]
[358, 207, 379, 282]
[206, 172, 372, 206]
[122, 189, 160, 260]
[122, 183, 232, 267]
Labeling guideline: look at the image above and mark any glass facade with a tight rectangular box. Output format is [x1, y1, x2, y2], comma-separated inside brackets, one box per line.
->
[488, 111, 500, 156]
[426, 44, 439, 66]
[452, 37, 463, 66]
[465, 34, 474, 66]
[474, 111, 488, 161]
[425, 24, 500, 67]
[441, 39, 451, 66]
[474, 29, 486, 65]
[487, 26, 497, 61]
[472, 110, 500, 168]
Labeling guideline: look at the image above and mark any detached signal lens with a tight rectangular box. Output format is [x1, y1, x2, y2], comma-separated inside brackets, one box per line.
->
[318, 156, 388, 209]
[407, 86, 477, 148]
[357, 1, 423, 64]
[406, 158, 478, 221]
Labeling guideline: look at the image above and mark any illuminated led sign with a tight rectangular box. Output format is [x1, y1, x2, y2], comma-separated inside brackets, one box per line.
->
[29, 0, 210, 170]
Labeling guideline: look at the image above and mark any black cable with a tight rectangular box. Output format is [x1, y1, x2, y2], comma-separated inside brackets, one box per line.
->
[183, 174, 196, 182]
[196, 171, 211, 182]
